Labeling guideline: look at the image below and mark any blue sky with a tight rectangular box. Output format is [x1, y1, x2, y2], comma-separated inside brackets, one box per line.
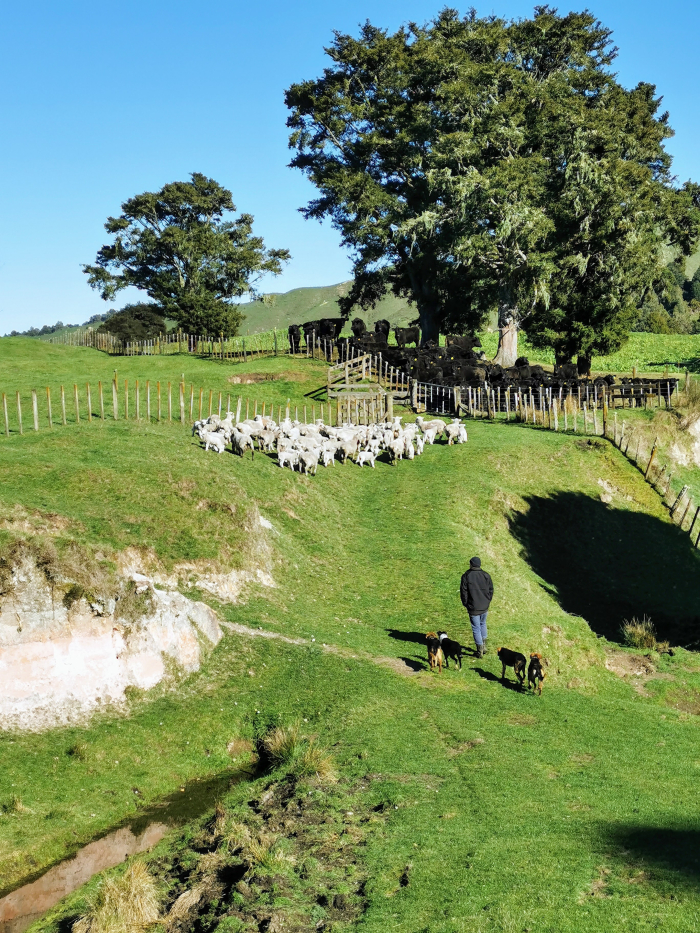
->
[0, 0, 698, 333]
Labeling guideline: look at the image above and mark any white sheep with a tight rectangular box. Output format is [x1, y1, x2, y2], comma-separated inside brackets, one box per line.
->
[299, 449, 320, 475]
[231, 429, 255, 459]
[444, 422, 461, 445]
[201, 431, 226, 454]
[415, 435, 425, 455]
[278, 449, 299, 470]
[416, 416, 447, 437]
[423, 428, 437, 446]
[320, 448, 335, 468]
[456, 424, 468, 444]
[356, 450, 376, 468]
[404, 435, 415, 460]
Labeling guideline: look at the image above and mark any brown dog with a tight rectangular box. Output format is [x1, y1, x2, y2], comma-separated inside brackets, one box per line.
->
[426, 632, 444, 673]
[497, 647, 526, 686]
[528, 653, 547, 695]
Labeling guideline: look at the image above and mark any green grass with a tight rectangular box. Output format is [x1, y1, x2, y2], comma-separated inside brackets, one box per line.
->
[1, 345, 700, 930]
[0, 337, 330, 435]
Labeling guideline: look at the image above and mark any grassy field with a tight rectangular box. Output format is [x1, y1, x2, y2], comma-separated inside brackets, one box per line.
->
[1, 343, 700, 931]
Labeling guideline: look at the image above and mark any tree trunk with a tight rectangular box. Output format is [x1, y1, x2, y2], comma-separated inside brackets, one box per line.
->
[493, 304, 519, 367]
[418, 306, 440, 345]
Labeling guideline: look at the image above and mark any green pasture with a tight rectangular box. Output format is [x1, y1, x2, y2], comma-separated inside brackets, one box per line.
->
[0, 343, 699, 930]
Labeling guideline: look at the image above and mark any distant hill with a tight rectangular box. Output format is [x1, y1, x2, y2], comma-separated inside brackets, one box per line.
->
[236, 282, 418, 335]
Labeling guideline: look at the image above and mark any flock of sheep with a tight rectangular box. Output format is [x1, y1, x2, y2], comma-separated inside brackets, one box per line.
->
[193, 412, 468, 473]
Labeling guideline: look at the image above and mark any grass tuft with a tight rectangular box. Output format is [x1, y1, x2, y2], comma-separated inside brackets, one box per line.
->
[621, 616, 670, 653]
[73, 861, 161, 933]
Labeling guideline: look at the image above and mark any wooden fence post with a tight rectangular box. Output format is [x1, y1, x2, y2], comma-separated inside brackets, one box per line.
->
[31, 390, 39, 431]
[189, 385, 194, 419]
[208, 390, 213, 418]
[146, 381, 150, 421]
[16, 392, 23, 435]
[2, 393, 8, 435]
[157, 382, 162, 422]
[670, 485, 689, 519]
[286, 397, 290, 420]
[168, 382, 172, 421]
[180, 381, 185, 423]
[135, 380, 140, 420]
[124, 380, 128, 420]
[61, 385, 67, 425]
[46, 387, 52, 428]
[644, 438, 659, 480]
[218, 392, 222, 418]
[689, 506, 700, 540]
[86, 383, 92, 422]
[112, 378, 118, 420]
[235, 396, 242, 423]
[99, 382, 104, 420]
[198, 387, 203, 420]
[74, 384, 80, 423]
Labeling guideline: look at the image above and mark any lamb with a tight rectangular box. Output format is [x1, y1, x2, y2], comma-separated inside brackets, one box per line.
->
[200, 430, 226, 454]
[415, 435, 425, 455]
[416, 416, 447, 437]
[404, 435, 415, 460]
[422, 428, 437, 446]
[388, 437, 404, 464]
[356, 450, 376, 468]
[299, 449, 320, 475]
[456, 424, 468, 444]
[320, 448, 335, 468]
[258, 429, 277, 452]
[278, 449, 299, 470]
[444, 421, 462, 445]
[231, 429, 255, 459]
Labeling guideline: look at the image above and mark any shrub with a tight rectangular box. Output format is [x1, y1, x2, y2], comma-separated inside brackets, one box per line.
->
[73, 861, 161, 933]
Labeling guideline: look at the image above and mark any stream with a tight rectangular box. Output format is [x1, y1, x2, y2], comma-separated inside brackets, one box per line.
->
[0, 766, 252, 933]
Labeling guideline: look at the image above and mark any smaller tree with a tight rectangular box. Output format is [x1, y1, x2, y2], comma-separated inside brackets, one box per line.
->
[98, 303, 167, 341]
[84, 173, 290, 336]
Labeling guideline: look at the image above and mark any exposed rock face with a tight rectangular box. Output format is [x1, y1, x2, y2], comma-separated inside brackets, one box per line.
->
[0, 556, 222, 731]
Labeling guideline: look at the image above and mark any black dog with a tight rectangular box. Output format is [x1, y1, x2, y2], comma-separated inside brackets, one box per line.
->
[497, 647, 526, 686]
[438, 631, 463, 670]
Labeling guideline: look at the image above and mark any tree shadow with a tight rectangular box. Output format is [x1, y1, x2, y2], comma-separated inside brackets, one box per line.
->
[605, 824, 700, 891]
[508, 492, 700, 645]
[472, 667, 525, 691]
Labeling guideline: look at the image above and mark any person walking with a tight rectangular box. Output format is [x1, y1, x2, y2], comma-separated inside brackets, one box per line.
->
[460, 556, 493, 658]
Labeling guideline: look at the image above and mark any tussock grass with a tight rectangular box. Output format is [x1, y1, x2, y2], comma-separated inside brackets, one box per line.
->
[73, 861, 160, 933]
[621, 616, 670, 653]
[259, 724, 337, 783]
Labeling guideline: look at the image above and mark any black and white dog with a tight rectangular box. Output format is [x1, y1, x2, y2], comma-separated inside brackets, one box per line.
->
[437, 631, 463, 670]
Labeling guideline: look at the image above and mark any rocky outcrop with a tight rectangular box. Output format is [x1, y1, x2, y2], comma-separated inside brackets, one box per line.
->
[0, 555, 222, 732]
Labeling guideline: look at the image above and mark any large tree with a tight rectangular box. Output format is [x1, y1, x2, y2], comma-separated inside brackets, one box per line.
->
[84, 173, 290, 337]
[286, 7, 700, 363]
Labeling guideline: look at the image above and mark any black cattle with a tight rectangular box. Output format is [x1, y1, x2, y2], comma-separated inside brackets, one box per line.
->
[394, 325, 420, 348]
[319, 317, 345, 339]
[302, 321, 322, 347]
[555, 362, 578, 381]
[288, 324, 301, 353]
[514, 356, 530, 368]
[351, 317, 366, 338]
[446, 333, 481, 351]
[375, 319, 390, 340]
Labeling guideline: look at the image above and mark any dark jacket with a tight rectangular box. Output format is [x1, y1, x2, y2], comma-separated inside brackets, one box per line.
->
[460, 569, 493, 614]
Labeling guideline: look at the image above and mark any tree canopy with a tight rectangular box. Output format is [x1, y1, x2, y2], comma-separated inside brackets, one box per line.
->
[97, 303, 167, 341]
[286, 6, 700, 362]
[84, 173, 290, 337]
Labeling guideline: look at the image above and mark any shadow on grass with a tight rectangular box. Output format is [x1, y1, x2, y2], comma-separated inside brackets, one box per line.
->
[386, 628, 426, 645]
[399, 656, 427, 672]
[648, 358, 700, 373]
[508, 492, 700, 646]
[472, 667, 525, 692]
[607, 825, 700, 890]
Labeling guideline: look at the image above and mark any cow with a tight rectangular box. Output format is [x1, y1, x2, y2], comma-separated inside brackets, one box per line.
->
[288, 324, 301, 354]
[302, 320, 322, 348]
[351, 317, 367, 338]
[394, 326, 420, 349]
[374, 319, 390, 340]
[445, 334, 482, 351]
[319, 318, 345, 339]
[554, 362, 578, 381]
